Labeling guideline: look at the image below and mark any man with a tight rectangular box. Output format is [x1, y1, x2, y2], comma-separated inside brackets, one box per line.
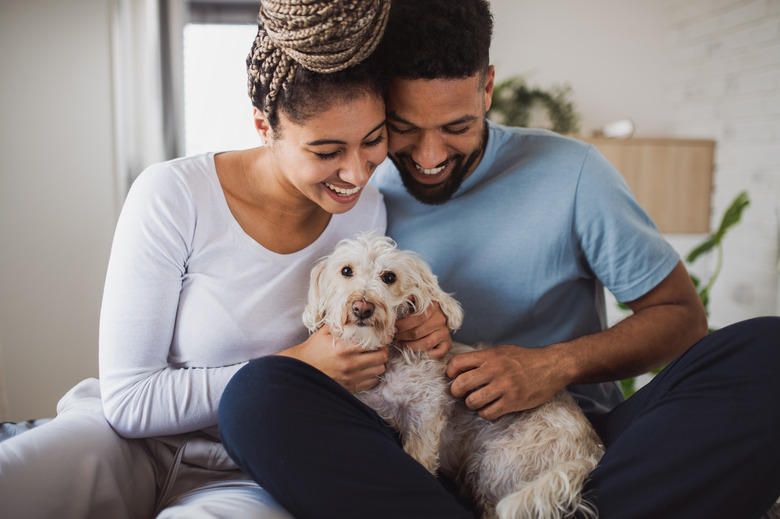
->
[219, 2, 780, 517]
[373, 1, 707, 419]
[369, 0, 780, 517]
[370, 0, 706, 420]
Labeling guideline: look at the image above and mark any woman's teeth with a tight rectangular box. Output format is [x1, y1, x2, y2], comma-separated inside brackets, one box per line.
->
[415, 164, 445, 175]
[325, 183, 362, 196]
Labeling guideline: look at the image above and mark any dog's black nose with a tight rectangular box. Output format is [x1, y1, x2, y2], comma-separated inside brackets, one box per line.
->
[351, 300, 375, 320]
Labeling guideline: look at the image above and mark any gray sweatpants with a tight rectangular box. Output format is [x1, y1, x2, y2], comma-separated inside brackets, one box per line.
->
[0, 378, 293, 519]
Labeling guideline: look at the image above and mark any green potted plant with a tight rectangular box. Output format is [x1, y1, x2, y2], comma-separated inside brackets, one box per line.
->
[487, 76, 580, 135]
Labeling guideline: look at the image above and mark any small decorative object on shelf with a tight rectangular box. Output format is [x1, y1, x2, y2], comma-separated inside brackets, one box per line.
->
[593, 118, 635, 139]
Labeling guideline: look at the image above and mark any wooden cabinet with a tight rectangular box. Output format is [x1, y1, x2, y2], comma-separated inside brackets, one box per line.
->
[579, 137, 715, 233]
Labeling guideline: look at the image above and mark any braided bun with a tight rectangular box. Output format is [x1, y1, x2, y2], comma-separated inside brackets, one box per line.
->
[247, 0, 389, 120]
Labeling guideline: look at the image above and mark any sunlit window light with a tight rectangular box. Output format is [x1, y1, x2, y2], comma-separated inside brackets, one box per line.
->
[183, 23, 260, 156]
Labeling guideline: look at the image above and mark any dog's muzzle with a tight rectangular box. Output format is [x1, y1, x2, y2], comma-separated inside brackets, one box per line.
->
[351, 300, 375, 326]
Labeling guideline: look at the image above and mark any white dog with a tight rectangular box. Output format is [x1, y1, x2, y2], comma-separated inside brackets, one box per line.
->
[303, 233, 605, 519]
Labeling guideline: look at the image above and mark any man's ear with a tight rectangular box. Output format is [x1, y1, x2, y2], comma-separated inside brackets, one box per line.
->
[483, 64, 495, 112]
[253, 107, 271, 144]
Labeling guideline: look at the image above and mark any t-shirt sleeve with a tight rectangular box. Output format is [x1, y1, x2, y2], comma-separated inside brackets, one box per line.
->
[573, 146, 680, 303]
[98, 164, 244, 438]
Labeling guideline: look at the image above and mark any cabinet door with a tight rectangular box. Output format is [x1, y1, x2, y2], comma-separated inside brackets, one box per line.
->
[581, 138, 714, 233]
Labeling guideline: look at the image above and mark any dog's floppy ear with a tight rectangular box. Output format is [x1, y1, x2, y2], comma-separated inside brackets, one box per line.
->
[436, 291, 464, 332]
[302, 259, 328, 333]
[401, 252, 464, 332]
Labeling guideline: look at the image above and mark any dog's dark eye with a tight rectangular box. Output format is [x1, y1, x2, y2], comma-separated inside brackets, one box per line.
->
[381, 271, 396, 285]
[341, 266, 353, 278]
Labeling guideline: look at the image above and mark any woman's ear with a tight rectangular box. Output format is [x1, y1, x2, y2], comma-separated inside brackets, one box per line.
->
[253, 107, 271, 145]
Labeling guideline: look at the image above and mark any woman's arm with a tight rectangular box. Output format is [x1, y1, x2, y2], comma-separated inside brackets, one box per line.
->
[99, 167, 243, 438]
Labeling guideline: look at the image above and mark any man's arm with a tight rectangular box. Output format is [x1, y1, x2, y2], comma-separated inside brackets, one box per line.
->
[447, 261, 708, 420]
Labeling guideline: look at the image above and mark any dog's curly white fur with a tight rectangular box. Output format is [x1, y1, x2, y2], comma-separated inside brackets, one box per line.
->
[303, 233, 605, 519]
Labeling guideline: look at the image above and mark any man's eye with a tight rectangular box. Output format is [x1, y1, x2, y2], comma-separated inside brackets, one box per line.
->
[381, 272, 396, 285]
[341, 266, 353, 277]
[444, 126, 470, 135]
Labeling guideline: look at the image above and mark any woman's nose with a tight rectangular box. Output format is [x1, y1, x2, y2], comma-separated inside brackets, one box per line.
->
[339, 150, 373, 186]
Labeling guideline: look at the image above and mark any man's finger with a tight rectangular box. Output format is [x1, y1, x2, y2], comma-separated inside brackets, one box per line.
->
[464, 381, 497, 408]
[427, 341, 450, 360]
[446, 350, 488, 379]
[449, 363, 491, 398]
[475, 397, 507, 421]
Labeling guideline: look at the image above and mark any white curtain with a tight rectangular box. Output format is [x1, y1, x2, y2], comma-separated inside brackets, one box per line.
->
[0, 335, 9, 421]
[110, 0, 186, 205]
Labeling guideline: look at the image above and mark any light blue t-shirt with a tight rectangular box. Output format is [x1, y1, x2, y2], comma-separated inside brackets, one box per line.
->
[371, 121, 679, 415]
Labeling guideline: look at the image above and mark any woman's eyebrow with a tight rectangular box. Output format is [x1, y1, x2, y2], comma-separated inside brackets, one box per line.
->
[306, 119, 387, 146]
[363, 119, 387, 139]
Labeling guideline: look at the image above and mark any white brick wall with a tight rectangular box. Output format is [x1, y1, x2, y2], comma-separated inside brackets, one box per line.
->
[665, 0, 780, 327]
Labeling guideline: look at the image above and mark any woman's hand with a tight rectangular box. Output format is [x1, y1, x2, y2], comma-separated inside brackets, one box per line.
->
[276, 325, 388, 393]
[395, 301, 453, 360]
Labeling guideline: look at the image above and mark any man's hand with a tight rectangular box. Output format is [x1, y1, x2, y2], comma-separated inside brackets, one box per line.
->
[445, 262, 708, 422]
[276, 325, 388, 393]
[446, 344, 568, 420]
[395, 301, 453, 360]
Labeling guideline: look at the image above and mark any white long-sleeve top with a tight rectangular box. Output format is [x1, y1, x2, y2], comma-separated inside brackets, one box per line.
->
[98, 153, 386, 438]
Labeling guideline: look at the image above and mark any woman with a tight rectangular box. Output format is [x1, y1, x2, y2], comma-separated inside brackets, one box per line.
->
[0, 1, 449, 517]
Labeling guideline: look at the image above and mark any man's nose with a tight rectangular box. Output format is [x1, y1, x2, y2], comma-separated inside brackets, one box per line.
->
[413, 131, 448, 169]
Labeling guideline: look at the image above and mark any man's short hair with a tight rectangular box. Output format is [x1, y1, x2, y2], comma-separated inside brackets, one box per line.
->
[375, 0, 493, 80]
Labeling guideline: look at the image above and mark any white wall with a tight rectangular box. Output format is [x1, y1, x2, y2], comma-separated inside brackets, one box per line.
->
[663, 0, 780, 328]
[0, 0, 776, 421]
[0, 0, 117, 420]
[490, 0, 674, 136]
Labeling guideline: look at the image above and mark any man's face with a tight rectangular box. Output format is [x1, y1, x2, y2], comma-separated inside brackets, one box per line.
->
[385, 67, 494, 205]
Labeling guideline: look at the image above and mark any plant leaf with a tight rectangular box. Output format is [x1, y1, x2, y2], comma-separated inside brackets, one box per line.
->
[685, 191, 750, 263]
[621, 378, 637, 398]
[714, 191, 750, 240]
[686, 237, 718, 263]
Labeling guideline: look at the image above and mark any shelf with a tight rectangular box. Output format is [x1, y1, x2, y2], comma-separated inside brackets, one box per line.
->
[579, 137, 715, 233]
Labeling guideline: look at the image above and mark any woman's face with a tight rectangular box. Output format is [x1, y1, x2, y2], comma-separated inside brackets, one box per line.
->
[263, 93, 387, 215]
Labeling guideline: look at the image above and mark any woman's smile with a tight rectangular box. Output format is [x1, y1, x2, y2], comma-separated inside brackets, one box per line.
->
[323, 182, 364, 202]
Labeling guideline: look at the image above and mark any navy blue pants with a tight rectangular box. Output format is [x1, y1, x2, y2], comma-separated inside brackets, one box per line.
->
[219, 317, 780, 518]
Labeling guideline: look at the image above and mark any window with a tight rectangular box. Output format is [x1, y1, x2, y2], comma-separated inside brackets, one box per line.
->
[180, 1, 259, 155]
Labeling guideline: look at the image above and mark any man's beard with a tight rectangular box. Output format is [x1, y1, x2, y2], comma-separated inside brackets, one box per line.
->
[389, 124, 487, 206]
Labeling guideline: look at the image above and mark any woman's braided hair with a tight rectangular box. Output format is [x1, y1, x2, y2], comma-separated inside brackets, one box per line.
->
[247, 0, 390, 127]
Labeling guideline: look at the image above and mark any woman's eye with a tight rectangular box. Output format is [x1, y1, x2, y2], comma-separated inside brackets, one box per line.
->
[363, 134, 386, 148]
[341, 266, 353, 278]
[381, 272, 396, 285]
[316, 151, 340, 160]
